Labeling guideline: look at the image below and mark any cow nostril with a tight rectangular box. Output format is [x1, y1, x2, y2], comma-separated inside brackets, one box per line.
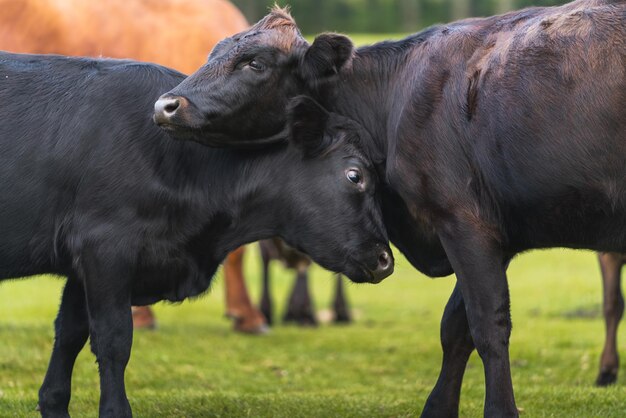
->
[154, 96, 185, 123]
[163, 99, 180, 114]
[378, 251, 391, 270]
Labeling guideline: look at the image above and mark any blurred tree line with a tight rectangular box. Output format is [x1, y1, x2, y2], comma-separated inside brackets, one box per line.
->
[232, 0, 569, 33]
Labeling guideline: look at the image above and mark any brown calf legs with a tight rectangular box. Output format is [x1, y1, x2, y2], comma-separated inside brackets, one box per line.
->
[224, 246, 268, 334]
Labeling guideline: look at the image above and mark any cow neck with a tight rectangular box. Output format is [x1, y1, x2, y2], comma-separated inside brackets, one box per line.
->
[162, 142, 287, 261]
[212, 148, 290, 262]
[332, 34, 432, 168]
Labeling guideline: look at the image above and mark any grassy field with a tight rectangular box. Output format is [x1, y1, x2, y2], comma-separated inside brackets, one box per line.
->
[2, 34, 625, 417]
[1, 248, 625, 417]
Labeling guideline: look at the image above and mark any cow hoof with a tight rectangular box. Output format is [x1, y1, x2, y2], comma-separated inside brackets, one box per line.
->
[333, 311, 352, 323]
[283, 311, 318, 326]
[37, 404, 70, 418]
[596, 370, 618, 386]
[232, 313, 269, 335]
[234, 321, 270, 335]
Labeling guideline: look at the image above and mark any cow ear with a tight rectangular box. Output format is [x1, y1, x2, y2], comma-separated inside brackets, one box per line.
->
[300, 33, 354, 87]
[288, 96, 331, 158]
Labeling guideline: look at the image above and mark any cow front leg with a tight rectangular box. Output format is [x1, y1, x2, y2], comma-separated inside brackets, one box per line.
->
[435, 224, 517, 418]
[82, 256, 133, 418]
[421, 283, 474, 418]
[38, 278, 89, 418]
[596, 252, 624, 386]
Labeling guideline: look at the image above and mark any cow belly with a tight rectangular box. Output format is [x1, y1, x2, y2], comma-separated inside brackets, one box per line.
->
[506, 201, 626, 253]
[0, 214, 59, 279]
[130, 257, 218, 306]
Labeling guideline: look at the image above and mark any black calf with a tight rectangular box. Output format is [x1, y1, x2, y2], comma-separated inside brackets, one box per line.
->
[0, 52, 393, 417]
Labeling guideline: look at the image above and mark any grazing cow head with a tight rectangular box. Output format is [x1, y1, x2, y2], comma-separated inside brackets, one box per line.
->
[275, 96, 393, 283]
[154, 7, 353, 147]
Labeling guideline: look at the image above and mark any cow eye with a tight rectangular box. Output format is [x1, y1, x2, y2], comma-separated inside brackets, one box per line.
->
[346, 168, 362, 184]
[247, 60, 264, 71]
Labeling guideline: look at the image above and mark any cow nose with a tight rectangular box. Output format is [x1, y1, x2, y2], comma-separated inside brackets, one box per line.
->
[154, 95, 187, 125]
[371, 249, 394, 283]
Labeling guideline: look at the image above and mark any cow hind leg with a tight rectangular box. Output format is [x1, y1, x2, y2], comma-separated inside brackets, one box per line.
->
[38, 277, 89, 418]
[283, 268, 317, 326]
[596, 252, 624, 386]
[421, 283, 475, 418]
[332, 274, 352, 323]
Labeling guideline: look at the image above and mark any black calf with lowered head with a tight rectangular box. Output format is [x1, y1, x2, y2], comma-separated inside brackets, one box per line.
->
[155, 2, 626, 416]
[0, 51, 393, 417]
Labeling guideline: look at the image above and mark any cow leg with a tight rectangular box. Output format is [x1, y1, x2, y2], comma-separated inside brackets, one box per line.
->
[259, 243, 274, 325]
[332, 274, 352, 323]
[224, 247, 267, 334]
[426, 225, 517, 418]
[421, 283, 474, 418]
[82, 256, 133, 418]
[596, 252, 624, 386]
[283, 267, 317, 326]
[38, 278, 89, 418]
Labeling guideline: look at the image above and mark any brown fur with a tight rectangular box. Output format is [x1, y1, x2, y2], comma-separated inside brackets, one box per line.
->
[240, 5, 306, 52]
[252, 6, 297, 31]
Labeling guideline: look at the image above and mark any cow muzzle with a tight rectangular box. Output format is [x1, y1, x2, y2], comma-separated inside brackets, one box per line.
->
[369, 248, 394, 283]
[153, 95, 189, 127]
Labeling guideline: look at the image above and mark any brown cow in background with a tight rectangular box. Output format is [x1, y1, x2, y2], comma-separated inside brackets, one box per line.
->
[0, 0, 269, 332]
[0, 0, 247, 74]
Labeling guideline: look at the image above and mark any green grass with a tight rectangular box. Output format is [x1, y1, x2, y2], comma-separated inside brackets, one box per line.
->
[1, 248, 625, 417]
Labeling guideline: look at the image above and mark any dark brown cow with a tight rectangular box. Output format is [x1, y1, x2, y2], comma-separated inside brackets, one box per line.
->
[155, 1, 626, 415]
[0, 0, 270, 332]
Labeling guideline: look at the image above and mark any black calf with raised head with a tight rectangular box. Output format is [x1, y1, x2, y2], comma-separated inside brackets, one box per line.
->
[0, 51, 392, 417]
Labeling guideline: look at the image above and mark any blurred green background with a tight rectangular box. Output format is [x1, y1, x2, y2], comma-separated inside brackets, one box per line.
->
[233, 0, 570, 34]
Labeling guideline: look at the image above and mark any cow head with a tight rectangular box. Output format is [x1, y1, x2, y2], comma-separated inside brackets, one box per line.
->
[154, 7, 353, 148]
[278, 96, 393, 283]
